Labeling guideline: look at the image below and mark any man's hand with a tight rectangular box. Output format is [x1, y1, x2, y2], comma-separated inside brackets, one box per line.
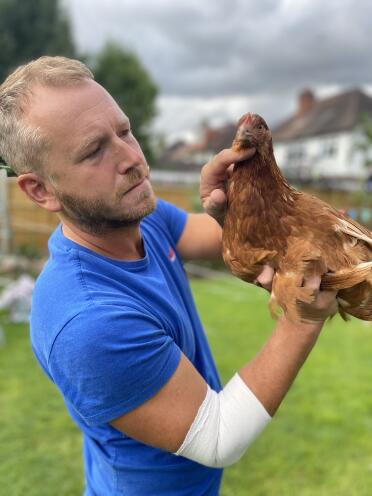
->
[240, 275, 337, 416]
[200, 147, 256, 225]
[256, 268, 337, 325]
[254, 265, 274, 291]
[295, 275, 338, 325]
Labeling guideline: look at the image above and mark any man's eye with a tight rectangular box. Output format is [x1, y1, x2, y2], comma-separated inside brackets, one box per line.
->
[120, 129, 131, 138]
[86, 146, 101, 159]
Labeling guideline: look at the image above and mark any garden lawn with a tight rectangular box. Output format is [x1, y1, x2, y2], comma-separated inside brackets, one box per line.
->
[1, 276, 372, 495]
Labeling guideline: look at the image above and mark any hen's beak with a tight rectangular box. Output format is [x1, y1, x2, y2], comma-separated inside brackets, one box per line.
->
[235, 127, 257, 148]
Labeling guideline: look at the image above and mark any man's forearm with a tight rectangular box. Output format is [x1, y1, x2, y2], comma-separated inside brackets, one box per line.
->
[174, 315, 324, 468]
[239, 316, 322, 416]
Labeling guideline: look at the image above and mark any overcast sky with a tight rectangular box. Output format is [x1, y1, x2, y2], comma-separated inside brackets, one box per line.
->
[65, 0, 372, 143]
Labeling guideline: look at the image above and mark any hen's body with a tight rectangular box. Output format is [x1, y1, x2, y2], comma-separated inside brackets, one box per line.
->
[222, 114, 372, 322]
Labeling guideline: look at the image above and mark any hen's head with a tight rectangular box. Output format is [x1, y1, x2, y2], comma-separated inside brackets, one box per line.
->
[233, 113, 272, 155]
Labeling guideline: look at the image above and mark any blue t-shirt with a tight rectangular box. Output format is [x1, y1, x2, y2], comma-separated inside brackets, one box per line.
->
[30, 199, 223, 495]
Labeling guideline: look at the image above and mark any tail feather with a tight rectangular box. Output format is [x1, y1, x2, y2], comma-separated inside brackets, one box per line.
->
[337, 281, 372, 321]
[270, 265, 372, 323]
[345, 305, 372, 321]
[320, 262, 372, 291]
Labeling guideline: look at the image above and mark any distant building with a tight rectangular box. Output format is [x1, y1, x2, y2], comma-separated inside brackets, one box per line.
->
[272, 88, 372, 185]
[157, 88, 372, 189]
[155, 140, 196, 171]
[156, 122, 239, 174]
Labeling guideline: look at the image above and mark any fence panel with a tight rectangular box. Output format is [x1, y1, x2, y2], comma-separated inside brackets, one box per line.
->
[5, 179, 198, 256]
[7, 178, 59, 255]
[0, 170, 10, 254]
[5, 176, 372, 258]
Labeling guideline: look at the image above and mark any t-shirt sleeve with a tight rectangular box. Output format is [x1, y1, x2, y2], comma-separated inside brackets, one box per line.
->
[155, 198, 188, 245]
[48, 304, 182, 426]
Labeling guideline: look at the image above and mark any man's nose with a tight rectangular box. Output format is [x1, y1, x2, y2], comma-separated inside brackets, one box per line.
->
[114, 137, 143, 174]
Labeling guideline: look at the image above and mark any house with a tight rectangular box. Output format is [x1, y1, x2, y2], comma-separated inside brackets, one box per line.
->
[157, 87, 372, 189]
[272, 88, 372, 185]
[157, 122, 237, 170]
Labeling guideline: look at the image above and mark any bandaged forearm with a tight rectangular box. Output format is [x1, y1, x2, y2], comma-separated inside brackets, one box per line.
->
[175, 373, 271, 468]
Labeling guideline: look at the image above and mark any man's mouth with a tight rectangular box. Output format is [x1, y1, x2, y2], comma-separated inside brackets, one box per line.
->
[124, 177, 147, 195]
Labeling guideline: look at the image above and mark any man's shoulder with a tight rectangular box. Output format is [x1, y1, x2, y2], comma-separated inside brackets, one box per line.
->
[30, 255, 91, 366]
[142, 197, 187, 245]
[33, 300, 169, 379]
[43, 300, 181, 425]
[142, 197, 171, 228]
[31, 285, 161, 371]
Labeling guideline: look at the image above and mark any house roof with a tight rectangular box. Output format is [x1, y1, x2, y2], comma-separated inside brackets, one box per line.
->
[272, 88, 372, 142]
[197, 123, 237, 153]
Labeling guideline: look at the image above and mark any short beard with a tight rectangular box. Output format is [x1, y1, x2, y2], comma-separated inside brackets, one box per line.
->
[56, 189, 156, 235]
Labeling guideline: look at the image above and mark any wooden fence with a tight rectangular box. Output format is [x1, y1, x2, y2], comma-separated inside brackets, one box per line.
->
[1, 175, 371, 257]
[1, 177, 198, 256]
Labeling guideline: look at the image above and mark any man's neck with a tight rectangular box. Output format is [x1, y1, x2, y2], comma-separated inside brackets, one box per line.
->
[61, 220, 145, 261]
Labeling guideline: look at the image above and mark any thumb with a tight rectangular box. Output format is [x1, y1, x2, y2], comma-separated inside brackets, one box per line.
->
[204, 189, 227, 221]
[210, 188, 226, 205]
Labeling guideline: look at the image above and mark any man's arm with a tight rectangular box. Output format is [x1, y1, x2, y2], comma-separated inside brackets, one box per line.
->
[110, 283, 336, 459]
[110, 148, 336, 466]
[176, 213, 275, 288]
[111, 150, 336, 466]
[176, 213, 222, 261]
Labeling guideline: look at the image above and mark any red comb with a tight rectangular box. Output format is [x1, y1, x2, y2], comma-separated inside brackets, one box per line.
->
[237, 113, 254, 127]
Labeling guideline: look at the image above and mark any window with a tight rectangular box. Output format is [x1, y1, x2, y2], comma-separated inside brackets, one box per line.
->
[285, 144, 306, 166]
[321, 140, 338, 158]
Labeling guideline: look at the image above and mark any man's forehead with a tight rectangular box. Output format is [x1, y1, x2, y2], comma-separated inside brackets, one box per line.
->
[27, 80, 125, 123]
[25, 80, 129, 142]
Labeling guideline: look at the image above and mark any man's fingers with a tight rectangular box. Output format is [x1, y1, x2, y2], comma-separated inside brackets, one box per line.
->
[203, 190, 227, 220]
[299, 274, 338, 322]
[255, 265, 274, 291]
[303, 275, 337, 310]
[217, 147, 256, 166]
[200, 146, 255, 223]
[316, 290, 338, 310]
[209, 189, 226, 205]
[227, 164, 235, 178]
[303, 274, 321, 291]
[205, 147, 256, 177]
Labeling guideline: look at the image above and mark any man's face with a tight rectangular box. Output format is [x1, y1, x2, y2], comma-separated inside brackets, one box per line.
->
[25, 80, 156, 234]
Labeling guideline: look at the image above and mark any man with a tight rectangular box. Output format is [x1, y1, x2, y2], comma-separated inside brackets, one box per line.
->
[0, 57, 337, 495]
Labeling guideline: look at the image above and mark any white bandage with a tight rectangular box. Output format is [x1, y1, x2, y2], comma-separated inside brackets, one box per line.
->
[175, 373, 271, 468]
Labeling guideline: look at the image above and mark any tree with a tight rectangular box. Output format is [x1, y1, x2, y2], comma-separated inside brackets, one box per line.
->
[92, 42, 158, 164]
[0, 0, 76, 171]
[0, 0, 75, 83]
[0, 6, 158, 167]
[359, 114, 372, 170]
[355, 114, 372, 193]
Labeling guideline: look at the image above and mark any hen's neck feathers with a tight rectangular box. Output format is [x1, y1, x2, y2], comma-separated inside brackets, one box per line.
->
[234, 143, 295, 201]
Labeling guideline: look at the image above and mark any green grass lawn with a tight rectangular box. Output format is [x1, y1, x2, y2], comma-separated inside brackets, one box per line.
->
[1, 276, 372, 495]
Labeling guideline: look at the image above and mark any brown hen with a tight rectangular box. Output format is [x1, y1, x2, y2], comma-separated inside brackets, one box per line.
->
[222, 112, 372, 323]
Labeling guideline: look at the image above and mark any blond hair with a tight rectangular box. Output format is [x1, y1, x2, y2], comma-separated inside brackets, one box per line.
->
[0, 56, 93, 175]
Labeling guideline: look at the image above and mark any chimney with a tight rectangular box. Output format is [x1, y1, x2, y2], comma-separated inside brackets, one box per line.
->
[297, 89, 315, 116]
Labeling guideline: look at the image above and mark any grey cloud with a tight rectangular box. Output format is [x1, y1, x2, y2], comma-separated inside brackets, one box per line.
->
[64, 0, 372, 138]
[66, 0, 372, 97]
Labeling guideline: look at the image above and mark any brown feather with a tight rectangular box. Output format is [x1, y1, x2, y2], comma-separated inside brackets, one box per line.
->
[222, 112, 372, 323]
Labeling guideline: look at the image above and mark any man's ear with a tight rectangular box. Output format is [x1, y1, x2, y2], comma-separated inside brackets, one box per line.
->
[17, 172, 62, 212]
